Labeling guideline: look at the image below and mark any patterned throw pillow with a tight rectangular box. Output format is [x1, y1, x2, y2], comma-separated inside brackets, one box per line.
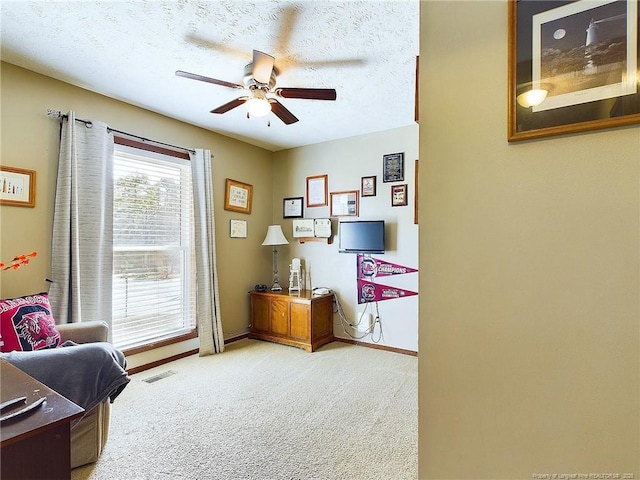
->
[0, 292, 60, 352]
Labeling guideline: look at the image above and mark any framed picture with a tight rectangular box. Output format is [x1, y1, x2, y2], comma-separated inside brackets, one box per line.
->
[361, 176, 377, 197]
[508, 0, 640, 142]
[383, 153, 404, 182]
[314, 218, 332, 238]
[414, 160, 419, 224]
[0, 166, 36, 208]
[330, 190, 359, 217]
[306, 174, 328, 207]
[292, 219, 315, 237]
[283, 197, 304, 218]
[391, 184, 408, 207]
[224, 178, 253, 214]
[230, 219, 247, 238]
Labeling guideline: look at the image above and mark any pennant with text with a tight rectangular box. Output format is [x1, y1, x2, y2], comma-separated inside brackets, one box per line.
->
[357, 254, 418, 280]
[357, 279, 418, 304]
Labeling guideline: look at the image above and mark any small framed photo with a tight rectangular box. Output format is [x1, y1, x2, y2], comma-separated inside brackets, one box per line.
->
[391, 184, 408, 207]
[224, 178, 253, 214]
[361, 176, 377, 197]
[230, 219, 247, 238]
[0, 166, 36, 208]
[383, 152, 404, 183]
[306, 174, 328, 207]
[330, 190, 359, 217]
[283, 197, 304, 218]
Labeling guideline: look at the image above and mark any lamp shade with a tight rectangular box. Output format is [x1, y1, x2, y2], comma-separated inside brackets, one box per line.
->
[262, 225, 289, 246]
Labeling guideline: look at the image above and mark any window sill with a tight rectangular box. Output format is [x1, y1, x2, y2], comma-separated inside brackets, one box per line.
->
[121, 329, 198, 357]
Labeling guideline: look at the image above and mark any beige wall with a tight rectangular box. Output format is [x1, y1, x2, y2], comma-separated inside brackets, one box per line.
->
[0, 61, 421, 365]
[0, 62, 273, 367]
[419, 1, 639, 478]
[273, 125, 419, 351]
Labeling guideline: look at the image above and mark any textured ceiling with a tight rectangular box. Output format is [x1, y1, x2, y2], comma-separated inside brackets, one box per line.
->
[1, 0, 419, 151]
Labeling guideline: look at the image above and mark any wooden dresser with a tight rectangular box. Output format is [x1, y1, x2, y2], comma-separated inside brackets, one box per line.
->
[249, 290, 334, 352]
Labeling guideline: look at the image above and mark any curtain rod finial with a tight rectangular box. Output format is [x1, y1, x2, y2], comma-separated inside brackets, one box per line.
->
[46, 109, 62, 118]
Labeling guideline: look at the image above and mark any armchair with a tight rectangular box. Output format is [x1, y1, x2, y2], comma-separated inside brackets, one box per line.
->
[56, 320, 113, 468]
[1, 289, 129, 470]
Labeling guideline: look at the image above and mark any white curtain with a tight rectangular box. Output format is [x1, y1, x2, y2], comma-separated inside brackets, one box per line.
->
[190, 149, 224, 355]
[49, 112, 115, 336]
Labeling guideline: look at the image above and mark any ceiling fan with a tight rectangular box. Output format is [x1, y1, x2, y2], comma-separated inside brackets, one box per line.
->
[176, 50, 337, 125]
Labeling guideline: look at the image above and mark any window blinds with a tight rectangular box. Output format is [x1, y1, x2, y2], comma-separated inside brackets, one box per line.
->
[112, 148, 196, 350]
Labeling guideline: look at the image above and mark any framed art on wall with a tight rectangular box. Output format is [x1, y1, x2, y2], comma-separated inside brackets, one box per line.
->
[508, 0, 640, 141]
[391, 184, 408, 207]
[230, 219, 247, 238]
[0, 166, 36, 208]
[306, 174, 328, 207]
[330, 190, 359, 217]
[292, 219, 315, 237]
[224, 178, 253, 214]
[383, 153, 404, 182]
[283, 197, 304, 218]
[361, 176, 377, 197]
[414, 160, 419, 224]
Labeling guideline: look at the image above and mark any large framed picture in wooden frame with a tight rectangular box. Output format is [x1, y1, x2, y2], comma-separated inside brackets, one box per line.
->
[330, 190, 359, 217]
[508, 0, 640, 142]
[306, 174, 328, 207]
[224, 178, 253, 214]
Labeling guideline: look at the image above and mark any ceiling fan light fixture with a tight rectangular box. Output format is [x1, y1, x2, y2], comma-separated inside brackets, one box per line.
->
[178, 49, 335, 125]
[246, 97, 271, 117]
[246, 90, 272, 117]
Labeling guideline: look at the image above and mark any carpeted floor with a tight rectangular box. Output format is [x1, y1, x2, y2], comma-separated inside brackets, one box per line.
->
[72, 339, 417, 480]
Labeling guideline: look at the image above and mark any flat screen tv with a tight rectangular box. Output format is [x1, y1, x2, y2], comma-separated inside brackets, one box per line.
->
[338, 220, 385, 254]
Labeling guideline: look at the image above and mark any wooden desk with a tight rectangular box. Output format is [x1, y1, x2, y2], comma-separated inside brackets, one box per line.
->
[249, 290, 334, 352]
[1, 358, 84, 480]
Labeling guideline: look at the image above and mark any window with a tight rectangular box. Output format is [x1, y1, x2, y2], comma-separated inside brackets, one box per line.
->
[112, 144, 196, 351]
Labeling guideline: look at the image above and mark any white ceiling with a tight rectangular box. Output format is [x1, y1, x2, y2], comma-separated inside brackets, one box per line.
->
[1, 0, 419, 152]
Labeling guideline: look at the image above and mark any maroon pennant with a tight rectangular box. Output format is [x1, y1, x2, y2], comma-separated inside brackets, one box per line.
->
[357, 279, 418, 304]
[357, 254, 418, 280]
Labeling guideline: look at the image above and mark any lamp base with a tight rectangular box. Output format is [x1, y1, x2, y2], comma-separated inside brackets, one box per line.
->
[271, 281, 283, 292]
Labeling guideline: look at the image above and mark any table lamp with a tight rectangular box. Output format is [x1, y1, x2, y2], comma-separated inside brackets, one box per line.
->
[262, 225, 289, 291]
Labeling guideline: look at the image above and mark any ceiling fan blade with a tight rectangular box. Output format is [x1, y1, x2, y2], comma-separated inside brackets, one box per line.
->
[176, 70, 243, 90]
[210, 97, 249, 114]
[275, 88, 337, 101]
[252, 50, 275, 84]
[268, 99, 299, 125]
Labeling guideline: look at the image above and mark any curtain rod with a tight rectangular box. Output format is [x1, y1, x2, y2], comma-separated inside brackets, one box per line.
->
[46, 109, 196, 154]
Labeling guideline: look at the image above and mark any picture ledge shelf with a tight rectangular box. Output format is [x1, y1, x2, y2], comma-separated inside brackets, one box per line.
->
[298, 237, 333, 244]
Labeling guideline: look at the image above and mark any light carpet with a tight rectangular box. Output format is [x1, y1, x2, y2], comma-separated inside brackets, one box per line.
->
[72, 339, 417, 480]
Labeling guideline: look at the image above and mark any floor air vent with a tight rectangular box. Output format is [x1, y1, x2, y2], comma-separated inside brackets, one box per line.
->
[143, 370, 177, 384]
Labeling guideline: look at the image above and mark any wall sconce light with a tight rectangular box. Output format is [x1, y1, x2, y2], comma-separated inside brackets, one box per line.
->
[262, 225, 289, 291]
